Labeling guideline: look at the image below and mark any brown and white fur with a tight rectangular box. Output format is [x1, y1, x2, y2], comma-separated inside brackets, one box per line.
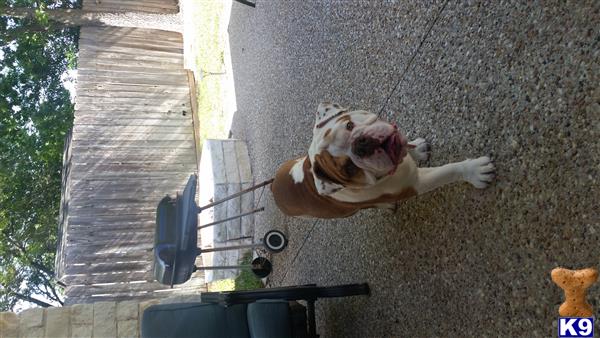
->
[271, 102, 495, 219]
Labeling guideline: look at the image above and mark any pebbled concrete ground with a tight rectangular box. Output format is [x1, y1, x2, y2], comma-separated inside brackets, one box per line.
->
[228, 1, 600, 337]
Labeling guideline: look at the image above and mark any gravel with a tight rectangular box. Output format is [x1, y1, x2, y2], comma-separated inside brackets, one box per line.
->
[228, 1, 600, 336]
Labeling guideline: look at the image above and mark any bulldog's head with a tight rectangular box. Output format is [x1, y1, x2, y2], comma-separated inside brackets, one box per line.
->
[308, 102, 410, 195]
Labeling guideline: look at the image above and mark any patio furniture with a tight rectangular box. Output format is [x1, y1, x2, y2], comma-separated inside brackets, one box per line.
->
[141, 283, 370, 338]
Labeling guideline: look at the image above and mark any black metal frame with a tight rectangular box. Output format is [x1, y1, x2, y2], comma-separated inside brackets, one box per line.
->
[233, 0, 256, 8]
[200, 283, 371, 337]
[197, 179, 273, 213]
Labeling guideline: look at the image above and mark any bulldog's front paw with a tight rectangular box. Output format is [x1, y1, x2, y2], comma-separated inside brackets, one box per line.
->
[408, 138, 431, 162]
[462, 156, 496, 189]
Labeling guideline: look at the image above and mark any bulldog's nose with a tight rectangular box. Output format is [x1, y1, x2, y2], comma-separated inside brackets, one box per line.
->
[352, 136, 380, 157]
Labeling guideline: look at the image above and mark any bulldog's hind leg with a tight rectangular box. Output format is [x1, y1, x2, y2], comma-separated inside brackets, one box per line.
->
[414, 156, 495, 194]
[376, 202, 398, 213]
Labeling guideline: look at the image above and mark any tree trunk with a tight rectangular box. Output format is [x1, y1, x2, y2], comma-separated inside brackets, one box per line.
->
[0, 7, 182, 32]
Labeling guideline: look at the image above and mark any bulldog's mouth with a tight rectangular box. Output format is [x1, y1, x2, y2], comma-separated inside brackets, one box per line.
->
[383, 131, 409, 174]
[351, 126, 409, 174]
[383, 132, 403, 166]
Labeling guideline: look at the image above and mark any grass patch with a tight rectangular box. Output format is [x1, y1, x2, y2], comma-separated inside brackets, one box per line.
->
[205, 252, 264, 292]
[207, 278, 235, 292]
[234, 252, 264, 291]
[190, 0, 228, 144]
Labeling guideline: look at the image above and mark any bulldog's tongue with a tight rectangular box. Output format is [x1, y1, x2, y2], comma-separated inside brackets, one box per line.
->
[384, 133, 401, 165]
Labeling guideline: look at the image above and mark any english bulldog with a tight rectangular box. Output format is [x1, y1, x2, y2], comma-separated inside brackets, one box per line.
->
[271, 102, 496, 219]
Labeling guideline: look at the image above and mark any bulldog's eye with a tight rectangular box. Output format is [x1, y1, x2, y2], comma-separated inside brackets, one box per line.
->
[346, 121, 355, 131]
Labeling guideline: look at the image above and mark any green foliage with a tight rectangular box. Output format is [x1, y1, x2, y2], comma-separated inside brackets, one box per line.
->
[0, 0, 80, 310]
[234, 252, 264, 291]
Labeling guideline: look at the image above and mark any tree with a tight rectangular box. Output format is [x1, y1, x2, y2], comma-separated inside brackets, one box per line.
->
[0, 0, 80, 311]
[1, 5, 183, 32]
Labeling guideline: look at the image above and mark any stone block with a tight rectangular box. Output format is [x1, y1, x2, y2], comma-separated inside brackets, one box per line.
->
[213, 185, 228, 242]
[45, 307, 70, 338]
[117, 319, 139, 338]
[0, 312, 18, 338]
[226, 183, 242, 240]
[71, 324, 92, 338]
[206, 140, 226, 184]
[223, 141, 241, 184]
[70, 304, 93, 325]
[19, 326, 44, 338]
[93, 302, 116, 338]
[240, 182, 255, 238]
[18, 307, 44, 328]
[116, 301, 138, 321]
[198, 139, 215, 207]
[235, 141, 252, 183]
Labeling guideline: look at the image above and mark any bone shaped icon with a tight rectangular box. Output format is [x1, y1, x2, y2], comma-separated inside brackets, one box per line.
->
[551, 267, 598, 317]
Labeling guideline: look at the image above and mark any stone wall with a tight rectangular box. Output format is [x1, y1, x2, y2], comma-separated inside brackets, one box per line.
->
[0, 295, 201, 338]
[198, 139, 256, 282]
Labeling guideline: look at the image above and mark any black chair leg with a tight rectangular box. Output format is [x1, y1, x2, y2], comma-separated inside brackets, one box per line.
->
[307, 299, 317, 338]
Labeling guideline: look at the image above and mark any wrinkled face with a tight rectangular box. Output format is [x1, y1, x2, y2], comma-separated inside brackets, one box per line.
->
[308, 102, 409, 195]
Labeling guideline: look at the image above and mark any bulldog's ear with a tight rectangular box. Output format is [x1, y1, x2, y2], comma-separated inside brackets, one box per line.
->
[314, 102, 348, 129]
[311, 151, 345, 195]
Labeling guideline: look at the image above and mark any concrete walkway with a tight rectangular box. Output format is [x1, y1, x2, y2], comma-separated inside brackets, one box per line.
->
[227, 1, 599, 337]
